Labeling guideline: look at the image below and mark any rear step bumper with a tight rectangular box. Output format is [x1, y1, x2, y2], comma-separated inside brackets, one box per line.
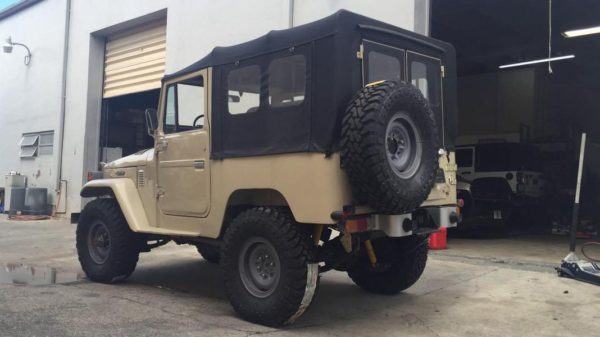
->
[368, 205, 458, 237]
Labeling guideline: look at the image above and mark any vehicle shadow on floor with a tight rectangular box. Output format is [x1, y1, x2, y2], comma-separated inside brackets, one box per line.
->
[126, 257, 460, 330]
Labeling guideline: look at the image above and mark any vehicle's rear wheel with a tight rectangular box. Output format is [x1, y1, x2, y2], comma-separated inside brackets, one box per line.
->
[76, 198, 141, 283]
[221, 207, 318, 326]
[196, 243, 220, 264]
[347, 235, 428, 295]
[340, 81, 439, 213]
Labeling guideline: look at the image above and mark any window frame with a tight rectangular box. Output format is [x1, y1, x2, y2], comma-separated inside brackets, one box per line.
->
[162, 75, 206, 134]
[406, 51, 443, 108]
[226, 64, 262, 116]
[406, 50, 445, 145]
[456, 147, 474, 168]
[267, 53, 307, 110]
[362, 39, 406, 86]
[19, 131, 54, 159]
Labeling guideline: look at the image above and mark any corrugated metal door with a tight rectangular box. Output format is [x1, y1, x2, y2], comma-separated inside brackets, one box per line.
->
[103, 20, 166, 98]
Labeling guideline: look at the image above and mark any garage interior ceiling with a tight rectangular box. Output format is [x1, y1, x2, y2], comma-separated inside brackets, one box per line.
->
[431, 0, 600, 77]
[431, 0, 600, 142]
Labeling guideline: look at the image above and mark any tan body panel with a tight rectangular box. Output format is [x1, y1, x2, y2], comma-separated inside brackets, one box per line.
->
[154, 152, 352, 238]
[83, 149, 456, 238]
[81, 178, 202, 236]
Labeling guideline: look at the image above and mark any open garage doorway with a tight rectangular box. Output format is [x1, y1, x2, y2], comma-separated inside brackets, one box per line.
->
[98, 19, 166, 162]
[99, 89, 159, 162]
[430, 0, 600, 263]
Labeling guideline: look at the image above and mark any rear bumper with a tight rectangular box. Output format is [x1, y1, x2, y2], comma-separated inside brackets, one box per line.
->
[367, 205, 459, 237]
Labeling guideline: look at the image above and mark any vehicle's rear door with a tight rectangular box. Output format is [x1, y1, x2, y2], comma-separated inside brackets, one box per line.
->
[407, 51, 444, 147]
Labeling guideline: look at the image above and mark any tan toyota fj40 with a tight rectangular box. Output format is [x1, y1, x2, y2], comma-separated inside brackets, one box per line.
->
[75, 10, 458, 326]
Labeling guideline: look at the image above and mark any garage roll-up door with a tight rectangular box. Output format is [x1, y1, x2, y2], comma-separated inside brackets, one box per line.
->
[103, 20, 166, 98]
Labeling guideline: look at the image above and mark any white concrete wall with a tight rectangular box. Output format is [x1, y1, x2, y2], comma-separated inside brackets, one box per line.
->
[0, 0, 66, 206]
[293, 0, 415, 30]
[1, 0, 421, 215]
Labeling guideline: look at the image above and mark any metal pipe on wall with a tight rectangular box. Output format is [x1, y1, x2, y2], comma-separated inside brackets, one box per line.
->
[288, 0, 294, 28]
[54, 0, 72, 213]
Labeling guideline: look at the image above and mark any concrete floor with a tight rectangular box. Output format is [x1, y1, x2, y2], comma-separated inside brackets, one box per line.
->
[442, 232, 581, 266]
[1, 216, 599, 337]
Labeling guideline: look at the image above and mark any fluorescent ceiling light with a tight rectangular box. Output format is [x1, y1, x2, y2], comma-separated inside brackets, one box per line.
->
[563, 26, 600, 38]
[499, 55, 575, 69]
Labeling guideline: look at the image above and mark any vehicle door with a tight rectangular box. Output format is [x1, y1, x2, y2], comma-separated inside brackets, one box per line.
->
[156, 70, 210, 218]
[407, 51, 445, 148]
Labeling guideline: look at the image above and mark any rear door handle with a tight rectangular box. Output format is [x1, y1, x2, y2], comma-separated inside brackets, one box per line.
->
[193, 160, 205, 169]
[461, 171, 471, 175]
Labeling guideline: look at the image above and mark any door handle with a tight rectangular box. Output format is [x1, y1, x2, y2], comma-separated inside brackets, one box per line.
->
[157, 138, 168, 152]
[193, 160, 205, 169]
[461, 171, 471, 175]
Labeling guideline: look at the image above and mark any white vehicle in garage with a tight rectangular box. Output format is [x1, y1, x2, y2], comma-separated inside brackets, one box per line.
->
[455, 142, 545, 201]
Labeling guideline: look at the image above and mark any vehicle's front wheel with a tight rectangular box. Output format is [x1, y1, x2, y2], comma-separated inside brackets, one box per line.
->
[221, 207, 318, 326]
[76, 198, 141, 283]
[347, 235, 428, 295]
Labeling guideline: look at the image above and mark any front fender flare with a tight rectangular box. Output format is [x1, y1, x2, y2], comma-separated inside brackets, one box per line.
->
[81, 179, 150, 233]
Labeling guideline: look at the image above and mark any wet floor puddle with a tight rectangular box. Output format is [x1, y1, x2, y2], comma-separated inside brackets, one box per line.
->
[0, 264, 84, 285]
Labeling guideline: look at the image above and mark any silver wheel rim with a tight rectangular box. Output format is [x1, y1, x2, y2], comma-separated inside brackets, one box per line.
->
[87, 220, 111, 264]
[238, 237, 281, 298]
[385, 111, 422, 179]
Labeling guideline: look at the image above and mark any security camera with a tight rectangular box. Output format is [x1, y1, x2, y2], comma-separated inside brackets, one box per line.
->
[3, 43, 13, 53]
[2, 36, 32, 65]
[3, 36, 13, 53]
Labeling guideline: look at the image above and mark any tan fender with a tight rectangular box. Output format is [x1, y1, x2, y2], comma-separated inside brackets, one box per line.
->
[81, 179, 151, 233]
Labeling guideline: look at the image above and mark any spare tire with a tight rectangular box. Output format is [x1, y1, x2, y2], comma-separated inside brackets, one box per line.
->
[340, 81, 439, 213]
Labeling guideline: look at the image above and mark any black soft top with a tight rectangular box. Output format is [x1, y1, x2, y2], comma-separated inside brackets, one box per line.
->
[165, 10, 453, 80]
[164, 10, 457, 159]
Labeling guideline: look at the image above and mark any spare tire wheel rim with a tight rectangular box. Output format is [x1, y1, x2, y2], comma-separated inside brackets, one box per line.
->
[385, 111, 422, 179]
[238, 237, 281, 298]
[87, 220, 111, 264]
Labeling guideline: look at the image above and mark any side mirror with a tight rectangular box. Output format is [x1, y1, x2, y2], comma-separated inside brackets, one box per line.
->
[144, 108, 158, 138]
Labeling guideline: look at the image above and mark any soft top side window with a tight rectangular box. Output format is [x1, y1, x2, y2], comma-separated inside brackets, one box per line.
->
[227, 65, 261, 115]
[268, 54, 306, 108]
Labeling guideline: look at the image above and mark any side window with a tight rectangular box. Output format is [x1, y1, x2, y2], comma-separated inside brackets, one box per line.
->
[228, 65, 261, 115]
[456, 148, 474, 167]
[363, 40, 405, 85]
[407, 52, 441, 108]
[268, 54, 306, 108]
[164, 76, 205, 134]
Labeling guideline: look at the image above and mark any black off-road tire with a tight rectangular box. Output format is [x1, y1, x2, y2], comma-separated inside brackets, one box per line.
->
[221, 207, 318, 326]
[340, 81, 439, 213]
[76, 198, 141, 283]
[347, 235, 428, 295]
[197, 243, 220, 264]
